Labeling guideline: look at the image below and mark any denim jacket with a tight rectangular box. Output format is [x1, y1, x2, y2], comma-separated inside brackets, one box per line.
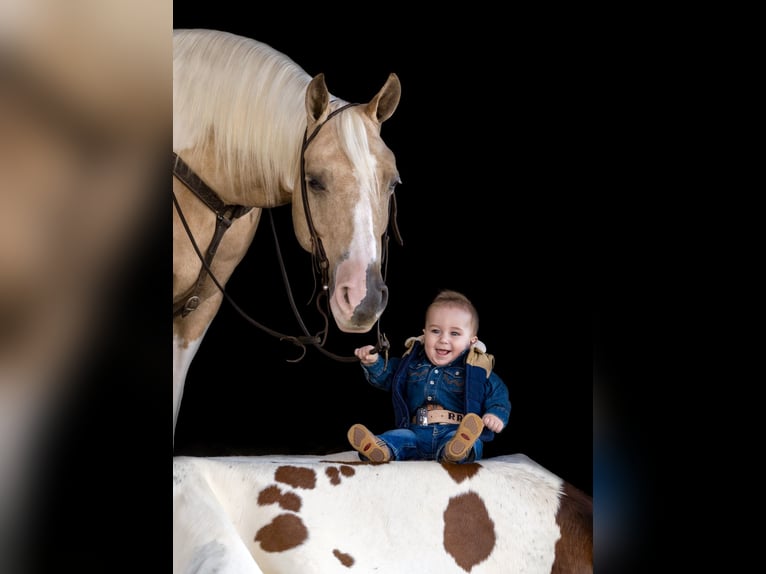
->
[361, 337, 511, 442]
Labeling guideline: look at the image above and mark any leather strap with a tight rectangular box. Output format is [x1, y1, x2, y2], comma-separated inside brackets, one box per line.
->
[172, 152, 253, 317]
[412, 409, 464, 425]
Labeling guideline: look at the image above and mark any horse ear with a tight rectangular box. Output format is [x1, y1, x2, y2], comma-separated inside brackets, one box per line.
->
[365, 73, 401, 125]
[305, 73, 332, 127]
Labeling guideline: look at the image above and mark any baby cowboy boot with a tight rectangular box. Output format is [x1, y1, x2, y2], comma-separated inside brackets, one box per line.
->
[444, 413, 484, 463]
[347, 424, 391, 462]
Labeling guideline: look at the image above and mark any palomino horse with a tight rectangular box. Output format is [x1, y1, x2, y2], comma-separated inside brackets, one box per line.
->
[172, 29, 402, 439]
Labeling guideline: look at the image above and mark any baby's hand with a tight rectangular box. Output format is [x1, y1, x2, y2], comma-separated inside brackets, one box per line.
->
[482, 413, 504, 433]
[354, 345, 379, 365]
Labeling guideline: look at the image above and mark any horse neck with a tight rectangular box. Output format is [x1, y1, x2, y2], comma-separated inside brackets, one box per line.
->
[187, 142, 298, 209]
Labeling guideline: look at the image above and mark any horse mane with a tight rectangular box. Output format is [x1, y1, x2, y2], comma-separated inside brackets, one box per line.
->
[173, 29, 312, 199]
[173, 28, 380, 207]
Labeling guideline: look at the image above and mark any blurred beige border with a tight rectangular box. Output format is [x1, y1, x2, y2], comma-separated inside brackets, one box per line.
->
[0, 2, 171, 571]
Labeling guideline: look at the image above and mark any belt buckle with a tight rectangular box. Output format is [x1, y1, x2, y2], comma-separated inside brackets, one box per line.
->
[416, 406, 429, 426]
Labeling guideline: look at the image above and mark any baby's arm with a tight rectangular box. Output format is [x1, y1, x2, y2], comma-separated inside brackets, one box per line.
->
[482, 413, 505, 433]
[354, 345, 379, 365]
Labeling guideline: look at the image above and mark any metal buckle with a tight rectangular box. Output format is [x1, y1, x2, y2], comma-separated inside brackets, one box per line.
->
[416, 407, 429, 426]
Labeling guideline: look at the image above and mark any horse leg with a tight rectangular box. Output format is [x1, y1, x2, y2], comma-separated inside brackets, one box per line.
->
[173, 330, 205, 440]
[172, 201, 263, 443]
[172, 291, 224, 443]
[174, 457, 265, 574]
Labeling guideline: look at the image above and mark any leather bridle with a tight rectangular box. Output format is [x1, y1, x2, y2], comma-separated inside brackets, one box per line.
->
[172, 102, 401, 362]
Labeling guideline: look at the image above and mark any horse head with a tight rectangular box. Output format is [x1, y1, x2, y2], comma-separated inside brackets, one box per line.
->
[292, 73, 401, 333]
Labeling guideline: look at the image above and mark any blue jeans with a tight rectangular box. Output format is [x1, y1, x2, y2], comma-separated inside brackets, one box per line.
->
[373, 424, 484, 463]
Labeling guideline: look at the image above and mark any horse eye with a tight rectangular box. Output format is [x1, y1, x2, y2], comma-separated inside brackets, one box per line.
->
[388, 177, 401, 193]
[307, 178, 326, 192]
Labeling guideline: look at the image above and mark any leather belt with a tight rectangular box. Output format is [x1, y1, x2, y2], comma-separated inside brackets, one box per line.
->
[412, 405, 464, 426]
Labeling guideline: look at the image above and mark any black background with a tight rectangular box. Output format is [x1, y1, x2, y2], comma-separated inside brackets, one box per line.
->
[171, 6, 593, 497]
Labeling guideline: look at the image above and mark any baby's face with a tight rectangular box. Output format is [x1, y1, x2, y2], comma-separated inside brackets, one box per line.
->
[422, 305, 476, 366]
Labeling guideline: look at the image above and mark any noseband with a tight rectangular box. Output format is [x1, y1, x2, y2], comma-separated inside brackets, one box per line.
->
[172, 102, 401, 362]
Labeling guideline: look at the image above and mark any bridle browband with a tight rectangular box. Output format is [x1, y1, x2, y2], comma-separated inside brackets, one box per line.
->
[172, 102, 401, 362]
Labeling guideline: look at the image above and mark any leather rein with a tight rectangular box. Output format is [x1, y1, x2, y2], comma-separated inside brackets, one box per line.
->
[172, 102, 401, 363]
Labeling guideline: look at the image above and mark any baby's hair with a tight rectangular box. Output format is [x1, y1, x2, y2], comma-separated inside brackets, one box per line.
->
[427, 289, 479, 334]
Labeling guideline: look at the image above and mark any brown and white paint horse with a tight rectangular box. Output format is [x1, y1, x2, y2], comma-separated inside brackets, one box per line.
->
[172, 29, 401, 440]
[173, 452, 593, 573]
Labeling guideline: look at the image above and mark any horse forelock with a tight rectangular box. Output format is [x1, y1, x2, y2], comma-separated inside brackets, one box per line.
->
[337, 110, 396, 237]
[337, 111, 377, 193]
[173, 29, 311, 204]
[303, 109, 391, 273]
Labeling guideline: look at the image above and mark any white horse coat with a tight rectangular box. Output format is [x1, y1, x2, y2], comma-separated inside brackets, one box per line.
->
[173, 452, 592, 573]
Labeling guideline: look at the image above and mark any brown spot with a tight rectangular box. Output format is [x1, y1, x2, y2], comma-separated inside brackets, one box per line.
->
[340, 465, 355, 477]
[254, 513, 308, 552]
[443, 491, 495, 572]
[441, 462, 482, 483]
[332, 548, 354, 567]
[278, 491, 301, 512]
[257, 485, 281, 505]
[326, 466, 341, 485]
[551, 483, 593, 574]
[257, 485, 302, 512]
[275, 465, 317, 489]
[325, 465, 356, 485]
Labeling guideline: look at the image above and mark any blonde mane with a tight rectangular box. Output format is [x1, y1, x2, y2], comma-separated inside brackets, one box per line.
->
[173, 29, 313, 199]
[173, 29, 377, 205]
